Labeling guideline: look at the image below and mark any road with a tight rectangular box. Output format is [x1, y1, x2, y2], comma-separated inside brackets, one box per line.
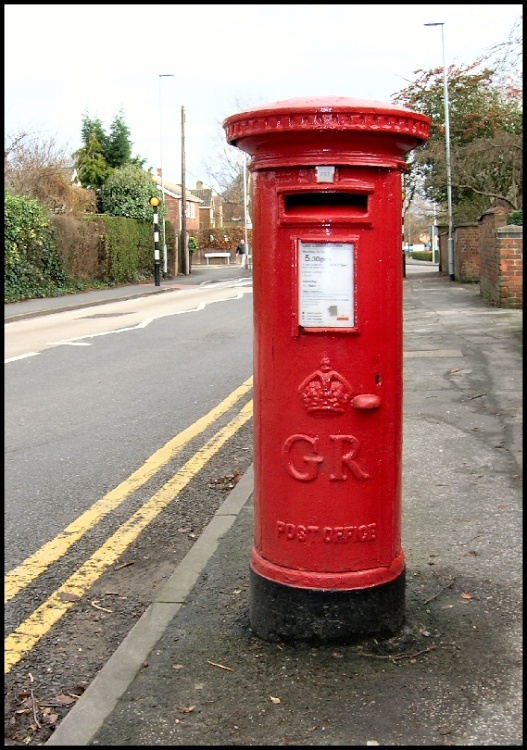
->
[4, 279, 255, 727]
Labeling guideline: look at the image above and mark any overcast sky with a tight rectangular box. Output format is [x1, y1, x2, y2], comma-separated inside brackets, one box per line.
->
[4, 4, 522, 191]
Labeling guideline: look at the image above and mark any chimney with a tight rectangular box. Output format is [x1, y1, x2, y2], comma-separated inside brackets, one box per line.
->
[196, 181, 203, 190]
[157, 168, 162, 178]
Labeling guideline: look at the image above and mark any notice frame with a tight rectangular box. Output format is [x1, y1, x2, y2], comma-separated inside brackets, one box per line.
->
[297, 240, 355, 330]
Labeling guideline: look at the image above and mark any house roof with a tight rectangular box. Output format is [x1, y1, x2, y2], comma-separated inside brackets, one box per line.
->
[190, 187, 215, 208]
[152, 174, 202, 203]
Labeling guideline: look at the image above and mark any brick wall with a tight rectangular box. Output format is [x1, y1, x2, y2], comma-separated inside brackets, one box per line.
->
[454, 223, 479, 282]
[478, 206, 522, 309]
[479, 208, 511, 306]
[494, 226, 522, 308]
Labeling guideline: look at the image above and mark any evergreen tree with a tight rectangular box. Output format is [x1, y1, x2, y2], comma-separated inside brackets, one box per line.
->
[106, 111, 132, 169]
[80, 113, 108, 153]
[73, 110, 148, 210]
[73, 133, 111, 190]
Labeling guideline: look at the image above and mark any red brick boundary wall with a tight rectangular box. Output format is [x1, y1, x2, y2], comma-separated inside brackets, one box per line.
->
[479, 208, 522, 308]
[479, 224, 523, 308]
[454, 223, 479, 282]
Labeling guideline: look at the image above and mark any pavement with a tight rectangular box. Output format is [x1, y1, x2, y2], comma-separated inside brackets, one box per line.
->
[4, 263, 253, 323]
[8, 262, 523, 745]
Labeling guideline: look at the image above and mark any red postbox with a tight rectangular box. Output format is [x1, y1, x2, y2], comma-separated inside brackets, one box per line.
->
[224, 97, 430, 641]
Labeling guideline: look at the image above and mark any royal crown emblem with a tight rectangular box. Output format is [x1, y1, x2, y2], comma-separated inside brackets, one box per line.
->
[298, 357, 352, 414]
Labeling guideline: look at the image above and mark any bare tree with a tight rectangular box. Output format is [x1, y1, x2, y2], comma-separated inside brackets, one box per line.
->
[4, 131, 96, 214]
[485, 16, 522, 94]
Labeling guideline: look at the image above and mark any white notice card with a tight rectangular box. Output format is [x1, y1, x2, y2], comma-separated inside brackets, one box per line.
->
[299, 241, 354, 328]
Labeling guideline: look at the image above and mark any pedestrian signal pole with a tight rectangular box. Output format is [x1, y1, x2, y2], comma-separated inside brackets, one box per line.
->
[149, 196, 161, 286]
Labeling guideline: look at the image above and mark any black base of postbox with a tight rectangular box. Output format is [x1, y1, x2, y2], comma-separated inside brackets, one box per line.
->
[249, 567, 405, 642]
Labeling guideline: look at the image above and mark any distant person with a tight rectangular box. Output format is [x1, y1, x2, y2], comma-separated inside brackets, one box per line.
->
[236, 239, 247, 268]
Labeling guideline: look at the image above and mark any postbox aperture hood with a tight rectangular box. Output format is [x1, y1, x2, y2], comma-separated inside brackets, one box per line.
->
[223, 96, 431, 171]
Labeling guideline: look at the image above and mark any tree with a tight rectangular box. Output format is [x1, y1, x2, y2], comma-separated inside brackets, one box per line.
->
[73, 111, 148, 212]
[4, 130, 96, 215]
[485, 16, 522, 96]
[99, 164, 161, 222]
[201, 97, 260, 225]
[105, 111, 132, 169]
[393, 19, 522, 222]
[74, 111, 139, 187]
[73, 132, 111, 191]
[80, 114, 108, 154]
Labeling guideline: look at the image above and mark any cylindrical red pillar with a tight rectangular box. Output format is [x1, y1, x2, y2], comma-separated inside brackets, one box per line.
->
[224, 97, 430, 641]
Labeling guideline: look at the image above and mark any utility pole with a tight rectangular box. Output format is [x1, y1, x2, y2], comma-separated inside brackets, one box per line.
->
[181, 105, 188, 275]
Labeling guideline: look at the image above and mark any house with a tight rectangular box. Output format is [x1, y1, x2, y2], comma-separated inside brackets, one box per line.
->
[152, 170, 202, 232]
[189, 181, 224, 229]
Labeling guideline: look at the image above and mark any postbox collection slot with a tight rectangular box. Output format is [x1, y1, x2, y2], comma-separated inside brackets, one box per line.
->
[284, 192, 368, 216]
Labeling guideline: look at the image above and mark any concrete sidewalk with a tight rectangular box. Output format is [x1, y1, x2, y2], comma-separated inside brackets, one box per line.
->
[4, 264, 252, 323]
[45, 266, 522, 746]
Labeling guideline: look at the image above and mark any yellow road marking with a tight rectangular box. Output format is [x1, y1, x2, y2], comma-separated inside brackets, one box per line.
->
[5, 399, 253, 673]
[5, 377, 253, 603]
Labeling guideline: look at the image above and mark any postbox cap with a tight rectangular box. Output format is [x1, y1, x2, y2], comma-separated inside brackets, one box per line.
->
[223, 95, 430, 170]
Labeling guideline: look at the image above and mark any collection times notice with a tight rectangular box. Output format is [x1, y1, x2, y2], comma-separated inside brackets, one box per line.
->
[298, 241, 354, 328]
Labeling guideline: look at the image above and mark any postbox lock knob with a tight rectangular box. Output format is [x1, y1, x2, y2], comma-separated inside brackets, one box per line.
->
[351, 394, 381, 410]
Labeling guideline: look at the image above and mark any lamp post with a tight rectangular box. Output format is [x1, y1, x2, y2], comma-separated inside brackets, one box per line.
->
[159, 73, 174, 278]
[242, 154, 249, 270]
[181, 104, 188, 275]
[425, 22, 454, 280]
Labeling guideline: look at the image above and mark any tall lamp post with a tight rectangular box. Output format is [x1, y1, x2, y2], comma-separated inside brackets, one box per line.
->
[242, 154, 249, 270]
[425, 22, 455, 280]
[159, 73, 174, 278]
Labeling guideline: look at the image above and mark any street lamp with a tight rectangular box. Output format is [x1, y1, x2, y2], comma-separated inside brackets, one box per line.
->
[424, 22, 455, 280]
[159, 73, 174, 278]
[242, 154, 249, 270]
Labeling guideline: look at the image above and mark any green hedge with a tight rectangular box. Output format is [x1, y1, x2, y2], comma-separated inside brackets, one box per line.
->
[409, 251, 433, 261]
[4, 192, 69, 302]
[5, 192, 177, 302]
[99, 215, 175, 282]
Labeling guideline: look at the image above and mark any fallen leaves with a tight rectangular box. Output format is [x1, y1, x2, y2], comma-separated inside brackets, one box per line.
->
[5, 677, 88, 745]
[207, 471, 243, 492]
[54, 694, 77, 706]
[270, 696, 281, 704]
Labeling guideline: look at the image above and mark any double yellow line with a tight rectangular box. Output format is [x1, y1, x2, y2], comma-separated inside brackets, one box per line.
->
[5, 378, 253, 673]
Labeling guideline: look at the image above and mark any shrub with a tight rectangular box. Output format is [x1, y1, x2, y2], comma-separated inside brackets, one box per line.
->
[100, 165, 161, 222]
[507, 210, 523, 226]
[409, 251, 433, 261]
[5, 192, 68, 302]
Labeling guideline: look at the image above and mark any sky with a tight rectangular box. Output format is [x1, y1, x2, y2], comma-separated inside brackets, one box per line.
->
[4, 4, 522, 193]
